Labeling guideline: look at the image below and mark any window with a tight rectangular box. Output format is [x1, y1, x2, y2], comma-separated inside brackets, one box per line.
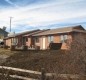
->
[35, 37, 39, 43]
[64, 35, 68, 40]
[48, 36, 53, 43]
[13, 38, 18, 45]
[60, 36, 64, 43]
[60, 35, 68, 43]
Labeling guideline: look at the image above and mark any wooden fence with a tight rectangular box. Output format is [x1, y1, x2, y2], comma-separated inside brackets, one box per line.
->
[0, 66, 86, 80]
[0, 66, 53, 80]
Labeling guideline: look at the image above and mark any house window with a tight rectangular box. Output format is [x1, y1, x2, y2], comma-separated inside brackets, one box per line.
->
[48, 36, 53, 43]
[35, 37, 39, 43]
[60, 35, 68, 43]
[13, 38, 18, 45]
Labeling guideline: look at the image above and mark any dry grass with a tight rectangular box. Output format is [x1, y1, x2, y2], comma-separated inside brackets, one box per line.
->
[0, 48, 13, 56]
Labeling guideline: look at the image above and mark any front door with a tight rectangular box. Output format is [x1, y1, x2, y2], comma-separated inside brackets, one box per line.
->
[42, 37, 46, 49]
[22, 37, 26, 45]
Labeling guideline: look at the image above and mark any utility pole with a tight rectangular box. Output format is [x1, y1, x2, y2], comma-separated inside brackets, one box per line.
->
[10, 17, 13, 32]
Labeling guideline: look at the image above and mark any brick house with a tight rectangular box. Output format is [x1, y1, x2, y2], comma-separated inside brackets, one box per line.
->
[4, 25, 86, 50]
[31, 25, 86, 50]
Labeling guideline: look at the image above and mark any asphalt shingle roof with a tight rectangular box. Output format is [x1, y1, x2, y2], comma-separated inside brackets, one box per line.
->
[33, 25, 86, 36]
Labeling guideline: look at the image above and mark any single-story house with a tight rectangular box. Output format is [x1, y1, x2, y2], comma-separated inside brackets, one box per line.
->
[30, 25, 86, 50]
[4, 25, 86, 50]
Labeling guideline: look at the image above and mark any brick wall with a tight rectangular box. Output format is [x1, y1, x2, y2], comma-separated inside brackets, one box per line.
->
[5, 38, 12, 47]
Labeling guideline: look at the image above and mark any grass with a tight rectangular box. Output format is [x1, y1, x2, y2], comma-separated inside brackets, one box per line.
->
[0, 48, 13, 56]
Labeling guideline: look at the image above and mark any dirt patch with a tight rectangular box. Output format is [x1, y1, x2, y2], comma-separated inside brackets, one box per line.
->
[0, 54, 9, 64]
[1, 50, 85, 74]
[0, 48, 15, 65]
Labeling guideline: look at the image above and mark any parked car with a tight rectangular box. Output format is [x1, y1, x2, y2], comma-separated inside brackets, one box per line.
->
[0, 42, 4, 48]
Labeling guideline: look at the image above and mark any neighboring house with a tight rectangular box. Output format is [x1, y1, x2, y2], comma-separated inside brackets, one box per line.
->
[4, 25, 86, 50]
[0, 28, 8, 43]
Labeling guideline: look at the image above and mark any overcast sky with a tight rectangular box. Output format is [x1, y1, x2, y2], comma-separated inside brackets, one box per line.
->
[0, 0, 86, 32]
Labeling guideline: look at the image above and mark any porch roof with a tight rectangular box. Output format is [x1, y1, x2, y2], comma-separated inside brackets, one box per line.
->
[14, 29, 40, 37]
[23, 29, 50, 37]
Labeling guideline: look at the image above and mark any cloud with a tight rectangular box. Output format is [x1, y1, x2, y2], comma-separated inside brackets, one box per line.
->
[0, 0, 86, 32]
[4, 0, 19, 7]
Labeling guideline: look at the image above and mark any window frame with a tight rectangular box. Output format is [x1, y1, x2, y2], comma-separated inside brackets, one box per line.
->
[60, 35, 68, 43]
[48, 36, 54, 43]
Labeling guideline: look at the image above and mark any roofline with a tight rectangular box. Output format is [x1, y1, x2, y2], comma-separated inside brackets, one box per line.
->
[23, 29, 50, 37]
[33, 30, 86, 36]
[15, 29, 40, 37]
[4, 36, 14, 40]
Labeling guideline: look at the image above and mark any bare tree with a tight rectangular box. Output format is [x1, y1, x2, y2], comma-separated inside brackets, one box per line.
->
[66, 33, 86, 74]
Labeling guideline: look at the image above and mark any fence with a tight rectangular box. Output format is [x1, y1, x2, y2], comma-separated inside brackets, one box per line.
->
[0, 66, 86, 80]
[0, 66, 53, 80]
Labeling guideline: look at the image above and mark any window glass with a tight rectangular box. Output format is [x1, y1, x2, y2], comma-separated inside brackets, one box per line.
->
[61, 35, 64, 40]
[64, 35, 68, 40]
[14, 38, 18, 45]
[51, 36, 53, 42]
[48, 36, 50, 42]
[60, 35, 68, 43]
[48, 36, 53, 43]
